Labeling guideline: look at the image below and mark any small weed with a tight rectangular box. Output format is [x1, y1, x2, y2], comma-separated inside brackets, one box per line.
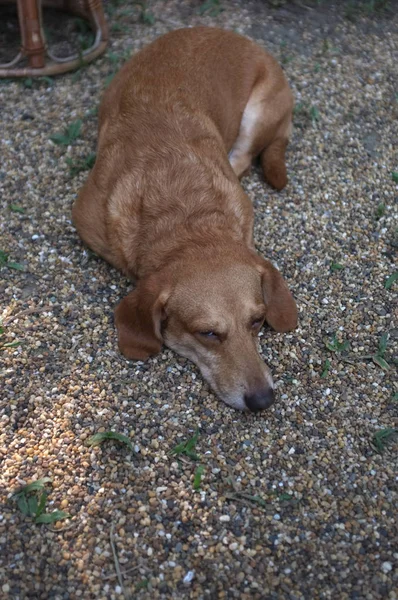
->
[330, 261, 344, 272]
[0, 249, 24, 271]
[141, 9, 155, 25]
[278, 493, 294, 501]
[86, 431, 133, 451]
[74, 17, 94, 50]
[66, 153, 96, 176]
[392, 172, 398, 183]
[111, 22, 129, 34]
[12, 478, 69, 524]
[324, 333, 350, 353]
[310, 106, 320, 124]
[1, 339, 21, 349]
[198, 0, 224, 16]
[135, 580, 149, 591]
[375, 203, 386, 219]
[193, 465, 205, 491]
[371, 332, 390, 371]
[314, 62, 321, 73]
[0, 318, 21, 350]
[371, 428, 397, 454]
[107, 51, 120, 65]
[392, 392, 398, 402]
[86, 106, 99, 118]
[226, 490, 268, 508]
[22, 76, 53, 88]
[104, 73, 116, 87]
[50, 119, 82, 146]
[10, 204, 25, 214]
[170, 429, 199, 461]
[384, 272, 397, 290]
[320, 358, 331, 378]
[294, 101, 306, 115]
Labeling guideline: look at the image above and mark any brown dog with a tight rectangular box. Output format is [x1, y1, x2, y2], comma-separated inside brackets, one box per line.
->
[72, 27, 298, 411]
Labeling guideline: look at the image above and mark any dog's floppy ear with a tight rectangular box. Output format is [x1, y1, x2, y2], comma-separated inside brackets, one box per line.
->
[114, 276, 170, 360]
[256, 257, 298, 332]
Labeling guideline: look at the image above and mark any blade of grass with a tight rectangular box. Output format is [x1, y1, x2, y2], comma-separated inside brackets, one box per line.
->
[384, 272, 397, 290]
[193, 465, 205, 491]
[86, 431, 133, 451]
[13, 478, 52, 496]
[35, 510, 70, 524]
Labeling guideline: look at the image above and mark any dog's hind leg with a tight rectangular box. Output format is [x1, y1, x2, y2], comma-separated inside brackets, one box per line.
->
[229, 74, 293, 191]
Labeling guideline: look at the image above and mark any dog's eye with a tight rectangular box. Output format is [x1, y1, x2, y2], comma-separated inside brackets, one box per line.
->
[251, 317, 264, 329]
[199, 330, 218, 338]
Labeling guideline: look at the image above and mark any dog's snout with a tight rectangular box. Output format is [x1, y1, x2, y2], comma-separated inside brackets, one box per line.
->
[245, 388, 275, 412]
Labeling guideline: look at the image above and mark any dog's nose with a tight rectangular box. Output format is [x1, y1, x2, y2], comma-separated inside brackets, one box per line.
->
[245, 388, 275, 412]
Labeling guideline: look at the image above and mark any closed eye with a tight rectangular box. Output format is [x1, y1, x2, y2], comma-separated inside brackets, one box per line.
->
[199, 330, 218, 338]
[197, 330, 222, 342]
[251, 316, 265, 329]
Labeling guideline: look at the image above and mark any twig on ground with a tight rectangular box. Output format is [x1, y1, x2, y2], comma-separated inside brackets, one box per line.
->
[4, 306, 52, 325]
[102, 565, 141, 581]
[110, 523, 131, 600]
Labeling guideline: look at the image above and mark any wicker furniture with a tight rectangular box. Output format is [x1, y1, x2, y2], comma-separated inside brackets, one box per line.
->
[0, 0, 108, 77]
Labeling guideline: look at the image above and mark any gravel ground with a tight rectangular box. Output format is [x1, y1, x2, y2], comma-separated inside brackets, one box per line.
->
[1, 1, 397, 598]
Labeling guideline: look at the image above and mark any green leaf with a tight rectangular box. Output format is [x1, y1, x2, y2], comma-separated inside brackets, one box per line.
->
[17, 494, 29, 515]
[50, 119, 82, 145]
[2, 340, 21, 348]
[13, 477, 52, 496]
[375, 203, 386, 219]
[371, 428, 397, 453]
[66, 152, 96, 176]
[23, 78, 33, 88]
[330, 262, 344, 272]
[242, 493, 268, 508]
[86, 431, 133, 451]
[170, 429, 199, 461]
[35, 510, 70, 524]
[321, 358, 331, 378]
[0, 250, 9, 264]
[40, 76, 53, 86]
[278, 493, 294, 501]
[28, 495, 38, 516]
[392, 171, 398, 183]
[310, 106, 320, 123]
[384, 272, 398, 290]
[392, 392, 398, 402]
[7, 262, 24, 271]
[67, 119, 82, 141]
[50, 133, 69, 145]
[141, 10, 155, 25]
[10, 204, 25, 213]
[135, 580, 149, 591]
[198, 0, 223, 16]
[36, 492, 47, 517]
[372, 355, 390, 371]
[193, 465, 205, 491]
[378, 332, 389, 356]
[324, 334, 350, 353]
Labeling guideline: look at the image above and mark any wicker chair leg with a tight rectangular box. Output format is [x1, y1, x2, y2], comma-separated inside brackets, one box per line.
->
[17, 0, 46, 69]
[0, 0, 108, 77]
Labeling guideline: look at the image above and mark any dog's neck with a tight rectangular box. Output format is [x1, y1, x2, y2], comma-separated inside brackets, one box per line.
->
[131, 150, 253, 278]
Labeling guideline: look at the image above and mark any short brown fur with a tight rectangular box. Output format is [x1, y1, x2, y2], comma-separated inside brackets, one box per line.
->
[73, 27, 298, 411]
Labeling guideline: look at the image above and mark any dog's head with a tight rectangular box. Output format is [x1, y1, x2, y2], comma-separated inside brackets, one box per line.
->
[115, 250, 297, 411]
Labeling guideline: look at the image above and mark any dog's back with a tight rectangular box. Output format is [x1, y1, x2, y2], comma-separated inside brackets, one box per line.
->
[73, 28, 292, 278]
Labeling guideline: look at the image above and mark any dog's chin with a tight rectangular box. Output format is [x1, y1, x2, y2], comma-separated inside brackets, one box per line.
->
[197, 368, 248, 411]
